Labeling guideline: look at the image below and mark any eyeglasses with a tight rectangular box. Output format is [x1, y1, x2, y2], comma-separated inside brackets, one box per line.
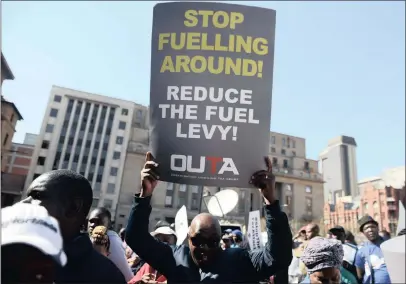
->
[189, 236, 219, 249]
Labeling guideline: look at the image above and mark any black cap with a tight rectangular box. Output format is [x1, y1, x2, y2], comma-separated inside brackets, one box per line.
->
[358, 215, 378, 232]
[329, 226, 345, 234]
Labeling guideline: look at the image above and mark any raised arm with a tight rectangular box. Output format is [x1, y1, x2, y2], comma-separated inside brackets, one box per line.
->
[247, 157, 293, 279]
[125, 152, 178, 279]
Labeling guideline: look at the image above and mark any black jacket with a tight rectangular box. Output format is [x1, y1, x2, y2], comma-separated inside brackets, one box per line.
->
[126, 195, 292, 283]
[56, 233, 127, 283]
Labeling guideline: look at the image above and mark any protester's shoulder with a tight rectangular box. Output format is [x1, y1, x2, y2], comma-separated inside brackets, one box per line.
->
[173, 244, 190, 255]
[107, 230, 121, 240]
[88, 249, 127, 282]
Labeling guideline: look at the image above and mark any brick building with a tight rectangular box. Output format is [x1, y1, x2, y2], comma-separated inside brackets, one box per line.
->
[324, 183, 403, 235]
[1, 53, 23, 172]
[324, 195, 361, 233]
[1, 133, 37, 207]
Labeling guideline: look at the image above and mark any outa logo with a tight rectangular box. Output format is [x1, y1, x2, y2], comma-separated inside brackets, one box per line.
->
[170, 155, 239, 175]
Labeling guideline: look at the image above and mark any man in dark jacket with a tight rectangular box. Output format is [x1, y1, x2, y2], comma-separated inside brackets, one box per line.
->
[126, 153, 292, 282]
[22, 170, 126, 283]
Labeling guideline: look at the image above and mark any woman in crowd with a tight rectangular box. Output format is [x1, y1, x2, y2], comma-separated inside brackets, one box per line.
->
[300, 237, 358, 284]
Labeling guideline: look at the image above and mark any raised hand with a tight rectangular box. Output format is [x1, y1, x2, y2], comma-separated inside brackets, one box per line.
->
[140, 152, 159, 197]
[249, 156, 276, 205]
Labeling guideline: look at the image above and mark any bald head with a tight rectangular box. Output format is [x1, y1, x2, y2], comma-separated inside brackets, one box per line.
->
[189, 213, 221, 237]
[305, 223, 320, 240]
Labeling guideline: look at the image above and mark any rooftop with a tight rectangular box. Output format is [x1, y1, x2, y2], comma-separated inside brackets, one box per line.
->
[1, 96, 23, 120]
[1, 53, 15, 80]
[327, 135, 357, 147]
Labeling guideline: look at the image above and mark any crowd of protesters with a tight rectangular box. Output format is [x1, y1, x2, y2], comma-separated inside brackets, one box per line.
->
[1, 152, 404, 284]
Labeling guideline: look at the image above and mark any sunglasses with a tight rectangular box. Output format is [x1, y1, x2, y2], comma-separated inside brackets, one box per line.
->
[189, 236, 219, 249]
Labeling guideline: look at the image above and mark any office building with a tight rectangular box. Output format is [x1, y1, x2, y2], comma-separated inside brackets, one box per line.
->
[23, 86, 148, 219]
[319, 135, 358, 204]
[1, 133, 38, 207]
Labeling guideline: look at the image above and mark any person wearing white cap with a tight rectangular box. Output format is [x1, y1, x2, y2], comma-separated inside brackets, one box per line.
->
[1, 203, 67, 283]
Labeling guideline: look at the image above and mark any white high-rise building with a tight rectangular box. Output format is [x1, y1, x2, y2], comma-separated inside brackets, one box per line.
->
[24, 86, 148, 217]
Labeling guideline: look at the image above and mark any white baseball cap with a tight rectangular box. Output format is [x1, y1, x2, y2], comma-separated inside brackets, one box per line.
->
[1, 203, 67, 267]
[151, 226, 177, 237]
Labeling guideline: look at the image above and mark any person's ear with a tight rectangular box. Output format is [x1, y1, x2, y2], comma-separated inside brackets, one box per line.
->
[65, 198, 84, 218]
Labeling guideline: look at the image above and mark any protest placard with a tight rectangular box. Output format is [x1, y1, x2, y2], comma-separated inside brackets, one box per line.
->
[150, 2, 276, 187]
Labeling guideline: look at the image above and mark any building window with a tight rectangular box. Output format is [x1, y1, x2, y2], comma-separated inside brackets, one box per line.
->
[179, 184, 186, 192]
[119, 121, 126, 130]
[3, 133, 9, 146]
[103, 199, 113, 210]
[107, 183, 115, 194]
[271, 136, 275, 144]
[167, 183, 174, 190]
[121, 108, 128, 116]
[136, 109, 143, 119]
[40, 140, 50, 149]
[364, 203, 369, 210]
[54, 95, 62, 102]
[292, 151, 296, 156]
[281, 149, 286, 155]
[305, 186, 312, 193]
[92, 198, 99, 208]
[37, 156, 46, 166]
[45, 124, 54, 133]
[292, 140, 296, 148]
[113, 151, 121, 160]
[165, 196, 173, 207]
[283, 159, 288, 168]
[304, 161, 310, 170]
[110, 167, 118, 176]
[271, 147, 275, 153]
[94, 183, 101, 192]
[305, 197, 312, 215]
[282, 138, 286, 147]
[285, 184, 292, 191]
[238, 190, 246, 213]
[272, 157, 278, 166]
[50, 108, 58, 117]
[116, 136, 123, 145]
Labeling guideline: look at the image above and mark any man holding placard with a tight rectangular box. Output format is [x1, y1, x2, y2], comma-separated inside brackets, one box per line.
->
[149, 2, 275, 188]
[125, 152, 292, 282]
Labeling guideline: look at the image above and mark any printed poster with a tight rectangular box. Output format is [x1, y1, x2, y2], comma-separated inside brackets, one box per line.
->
[150, 2, 276, 187]
[246, 210, 263, 250]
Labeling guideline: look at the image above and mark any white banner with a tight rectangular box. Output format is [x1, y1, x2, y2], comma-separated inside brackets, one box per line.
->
[175, 205, 188, 245]
[381, 235, 405, 283]
[247, 210, 263, 250]
[396, 200, 405, 235]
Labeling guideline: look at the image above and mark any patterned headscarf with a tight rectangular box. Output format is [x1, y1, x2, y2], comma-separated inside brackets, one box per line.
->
[300, 237, 343, 273]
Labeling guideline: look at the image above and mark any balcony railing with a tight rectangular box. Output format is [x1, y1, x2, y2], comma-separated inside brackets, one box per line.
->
[272, 166, 323, 182]
[387, 205, 397, 210]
